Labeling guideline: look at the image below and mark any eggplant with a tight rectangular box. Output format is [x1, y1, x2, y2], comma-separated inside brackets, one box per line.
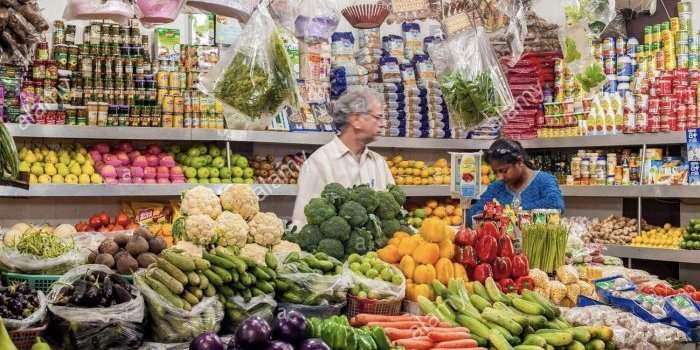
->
[81, 285, 100, 307]
[271, 310, 306, 344]
[70, 280, 87, 305]
[101, 276, 114, 306]
[111, 274, 129, 288]
[113, 284, 132, 304]
[190, 332, 225, 350]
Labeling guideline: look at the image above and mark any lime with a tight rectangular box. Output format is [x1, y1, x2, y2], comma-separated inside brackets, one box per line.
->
[694, 241, 700, 250]
[694, 223, 700, 232]
[680, 241, 687, 249]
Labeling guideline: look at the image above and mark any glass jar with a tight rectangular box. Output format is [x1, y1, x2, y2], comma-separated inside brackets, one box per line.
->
[36, 42, 49, 61]
[65, 24, 76, 45]
[53, 20, 65, 45]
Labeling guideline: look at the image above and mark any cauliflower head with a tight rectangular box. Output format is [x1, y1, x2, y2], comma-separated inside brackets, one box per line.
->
[220, 184, 260, 220]
[249, 212, 284, 246]
[272, 240, 301, 255]
[185, 214, 217, 245]
[181, 186, 222, 219]
[215, 211, 249, 248]
[240, 243, 268, 265]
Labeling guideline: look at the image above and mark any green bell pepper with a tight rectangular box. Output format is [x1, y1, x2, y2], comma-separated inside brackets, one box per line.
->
[307, 318, 323, 338]
[369, 326, 390, 350]
[355, 329, 377, 350]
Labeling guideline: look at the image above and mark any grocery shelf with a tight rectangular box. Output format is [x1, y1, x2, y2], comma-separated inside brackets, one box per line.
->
[604, 244, 700, 264]
[559, 185, 641, 197]
[518, 132, 685, 148]
[0, 184, 450, 197]
[7, 124, 192, 141]
[639, 185, 700, 198]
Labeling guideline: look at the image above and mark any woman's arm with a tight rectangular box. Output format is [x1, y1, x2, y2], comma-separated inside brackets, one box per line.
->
[528, 173, 565, 211]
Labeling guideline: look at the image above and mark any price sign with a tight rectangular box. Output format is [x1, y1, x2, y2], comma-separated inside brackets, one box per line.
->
[449, 152, 482, 223]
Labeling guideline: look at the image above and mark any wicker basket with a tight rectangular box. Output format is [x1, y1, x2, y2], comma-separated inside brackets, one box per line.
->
[347, 295, 402, 318]
[10, 323, 47, 350]
[2, 273, 61, 294]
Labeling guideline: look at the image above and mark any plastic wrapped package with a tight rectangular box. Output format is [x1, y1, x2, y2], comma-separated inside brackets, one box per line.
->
[201, 6, 297, 126]
[496, 0, 528, 65]
[4, 290, 47, 330]
[187, 0, 260, 23]
[63, 0, 135, 24]
[358, 28, 381, 49]
[135, 0, 186, 25]
[222, 294, 277, 332]
[47, 265, 146, 349]
[275, 252, 350, 305]
[556, 265, 579, 284]
[428, 28, 514, 130]
[529, 268, 550, 288]
[0, 244, 86, 274]
[134, 269, 224, 343]
[293, 0, 340, 43]
[412, 54, 436, 82]
[331, 32, 355, 63]
[380, 56, 402, 83]
[402, 22, 422, 59]
[400, 63, 417, 86]
[343, 262, 405, 300]
[550, 281, 567, 304]
[382, 35, 404, 58]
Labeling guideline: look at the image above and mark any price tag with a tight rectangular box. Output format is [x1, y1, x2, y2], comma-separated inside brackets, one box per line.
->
[449, 152, 482, 225]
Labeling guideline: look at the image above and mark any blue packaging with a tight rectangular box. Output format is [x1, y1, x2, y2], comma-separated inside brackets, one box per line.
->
[386, 127, 406, 137]
[631, 295, 670, 324]
[577, 295, 606, 307]
[665, 294, 700, 328]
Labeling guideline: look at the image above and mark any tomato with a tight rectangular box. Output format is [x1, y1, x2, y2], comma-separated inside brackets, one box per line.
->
[112, 224, 125, 231]
[98, 212, 110, 226]
[684, 285, 697, 293]
[89, 215, 102, 230]
[641, 287, 654, 294]
[654, 285, 668, 296]
[115, 213, 130, 227]
[692, 292, 700, 302]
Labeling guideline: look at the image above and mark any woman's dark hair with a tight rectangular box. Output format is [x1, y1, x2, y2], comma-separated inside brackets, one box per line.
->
[485, 138, 535, 169]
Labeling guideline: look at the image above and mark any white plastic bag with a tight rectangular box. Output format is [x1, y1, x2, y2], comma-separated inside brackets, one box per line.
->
[0, 246, 86, 274]
[63, 0, 135, 24]
[200, 5, 297, 126]
[497, 0, 528, 65]
[222, 293, 277, 331]
[4, 290, 47, 330]
[135, 0, 186, 25]
[134, 269, 224, 343]
[343, 262, 405, 300]
[187, 0, 260, 23]
[293, 0, 340, 43]
[276, 251, 349, 305]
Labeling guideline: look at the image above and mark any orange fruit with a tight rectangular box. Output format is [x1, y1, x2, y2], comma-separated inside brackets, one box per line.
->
[450, 216, 463, 225]
[426, 200, 438, 209]
[433, 206, 447, 218]
[424, 207, 433, 216]
[445, 205, 455, 215]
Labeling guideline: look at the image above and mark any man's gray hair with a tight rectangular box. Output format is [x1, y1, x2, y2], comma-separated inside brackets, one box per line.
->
[332, 88, 384, 130]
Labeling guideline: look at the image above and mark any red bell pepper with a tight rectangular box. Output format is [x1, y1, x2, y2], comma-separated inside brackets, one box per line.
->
[473, 263, 493, 284]
[493, 256, 512, 281]
[478, 221, 500, 239]
[460, 245, 478, 268]
[515, 276, 535, 293]
[511, 254, 529, 278]
[683, 284, 697, 293]
[476, 235, 498, 264]
[455, 226, 476, 247]
[498, 278, 516, 293]
[498, 236, 515, 258]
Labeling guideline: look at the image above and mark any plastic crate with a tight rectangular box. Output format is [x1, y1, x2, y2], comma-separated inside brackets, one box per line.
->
[346, 295, 402, 318]
[10, 323, 47, 350]
[2, 273, 61, 293]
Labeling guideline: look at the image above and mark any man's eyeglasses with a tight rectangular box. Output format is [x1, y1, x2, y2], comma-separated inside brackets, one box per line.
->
[367, 112, 385, 121]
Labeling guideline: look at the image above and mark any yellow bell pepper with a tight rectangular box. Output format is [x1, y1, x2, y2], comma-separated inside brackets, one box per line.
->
[419, 217, 448, 243]
[438, 239, 455, 259]
[435, 258, 454, 284]
[413, 264, 437, 284]
[398, 235, 423, 257]
[414, 283, 434, 301]
[400, 255, 416, 280]
[377, 244, 401, 264]
[453, 262, 468, 281]
[412, 242, 440, 265]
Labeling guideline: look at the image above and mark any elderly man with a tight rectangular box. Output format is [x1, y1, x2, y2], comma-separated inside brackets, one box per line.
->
[292, 88, 395, 226]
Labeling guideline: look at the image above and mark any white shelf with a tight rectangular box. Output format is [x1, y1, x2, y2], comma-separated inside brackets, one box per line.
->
[604, 244, 700, 264]
[560, 185, 641, 197]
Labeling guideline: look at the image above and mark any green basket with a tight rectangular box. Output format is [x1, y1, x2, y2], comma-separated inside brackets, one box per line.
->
[2, 272, 61, 293]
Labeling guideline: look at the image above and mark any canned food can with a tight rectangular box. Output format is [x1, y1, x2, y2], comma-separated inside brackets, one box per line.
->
[644, 26, 653, 45]
[174, 95, 184, 113]
[678, 1, 692, 13]
[173, 114, 183, 128]
[168, 71, 179, 89]
[603, 37, 616, 56]
[184, 112, 192, 128]
[677, 42, 689, 55]
[617, 55, 633, 76]
[691, 34, 699, 52]
[653, 24, 662, 42]
[604, 57, 616, 74]
[162, 94, 174, 113]
[680, 12, 692, 32]
[627, 37, 638, 57]
[636, 111, 648, 132]
[679, 104, 688, 122]
[678, 53, 689, 68]
[671, 17, 681, 32]
[690, 53, 698, 68]
[616, 36, 626, 56]
[604, 75, 618, 93]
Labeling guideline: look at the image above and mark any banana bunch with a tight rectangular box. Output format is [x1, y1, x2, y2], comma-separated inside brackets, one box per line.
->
[418, 277, 614, 350]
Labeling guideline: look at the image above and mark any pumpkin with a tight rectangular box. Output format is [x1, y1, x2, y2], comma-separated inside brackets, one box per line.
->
[414, 283, 434, 301]
[400, 255, 416, 279]
[453, 262, 468, 281]
[435, 258, 455, 284]
[438, 239, 455, 259]
[398, 235, 423, 257]
[412, 242, 440, 265]
[419, 217, 448, 243]
[377, 244, 401, 264]
[413, 264, 437, 284]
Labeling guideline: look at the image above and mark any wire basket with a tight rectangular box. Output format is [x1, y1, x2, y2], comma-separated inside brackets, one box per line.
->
[2, 273, 61, 293]
[10, 323, 47, 350]
[347, 295, 402, 317]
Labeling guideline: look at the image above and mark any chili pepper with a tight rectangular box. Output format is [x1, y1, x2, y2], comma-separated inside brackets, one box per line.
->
[356, 328, 377, 350]
[307, 318, 323, 338]
[498, 236, 514, 258]
[498, 278, 516, 293]
[476, 235, 498, 263]
[511, 254, 529, 278]
[515, 276, 535, 293]
[493, 256, 512, 281]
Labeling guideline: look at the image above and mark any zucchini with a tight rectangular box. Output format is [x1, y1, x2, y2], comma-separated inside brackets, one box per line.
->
[265, 252, 278, 269]
[202, 269, 224, 287]
[198, 273, 209, 290]
[183, 291, 200, 305]
[163, 251, 196, 272]
[194, 257, 211, 270]
[187, 271, 200, 286]
[156, 258, 188, 285]
[204, 284, 216, 297]
[188, 286, 203, 300]
[218, 285, 235, 297]
[253, 266, 271, 281]
[215, 247, 247, 273]
[211, 265, 233, 283]
[144, 274, 184, 309]
[151, 267, 185, 294]
[203, 251, 235, 269]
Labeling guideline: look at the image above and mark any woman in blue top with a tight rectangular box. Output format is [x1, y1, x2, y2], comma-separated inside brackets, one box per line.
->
[468, 138, 564, 226]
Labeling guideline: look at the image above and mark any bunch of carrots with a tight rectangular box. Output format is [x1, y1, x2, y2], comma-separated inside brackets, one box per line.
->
[351, 314, 485, 350]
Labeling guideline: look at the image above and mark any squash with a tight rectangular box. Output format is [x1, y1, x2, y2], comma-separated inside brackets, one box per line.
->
[413, 264, 437, 284]
[388, 236, 403, 246]
[399, 255, 416, 279]
[412, 242, 440, 265]
[453, 262, 468, 281]
[414, 283, 434, 301]
[397, 235, 422, 257]
[438, 239, 455, 259]
[377, 244, 401, 264]
[419, 217, 448, 243]
[406, 280, 416, 301]
[393, 231, 411, 240]
[435, 258, 455, 284]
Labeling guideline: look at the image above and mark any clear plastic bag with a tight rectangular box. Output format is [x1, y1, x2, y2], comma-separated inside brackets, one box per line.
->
[343, 262, 405, 300]
[276, 252, 349, 305]
[187, 0, 260, 23]
[222, 293, 277, 332]
[4, 290, 47, 330]
[135, 0, 186, 26]
[134, 269, 224, 343]
[428, 28, 514, 130]
[63, 0, 135, 24]
[497, 0, 528, 65]
[201, 5, 297, 126]
[0, 246, 86, 274]
[293, 0, 339, 43]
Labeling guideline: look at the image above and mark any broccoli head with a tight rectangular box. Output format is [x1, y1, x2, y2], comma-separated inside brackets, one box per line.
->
[339, 200, 369, 227]
[316, 238, 345, 260]
[375, 191, 401, 220]
[350, 185, 379, 212]
[321, 183, 351, 209]
[381, 218, 401, 236]
[320, 216, 351, 241]
[345, 228, 375, 256]
[297, 224, 322, 251]
[304, 198, 336, 225]
[387, 184, 407, 206]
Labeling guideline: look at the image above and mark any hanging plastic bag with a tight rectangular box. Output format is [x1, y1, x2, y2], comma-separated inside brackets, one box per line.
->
[134, 269, 224, 343]
[221, 294, 277, 332]
[293, 0, 340, 43]
[187, 0, 260, 23]
[47, 265, 146, 349]
[4, 290, 47, 330]
[200, 5, 298, 129]
[428, 28, 514, 130]
[135, 0, 186, 26]
[63, 0, 135, 24]
[275, 251, 349, 306]
[268, 0, 301, 33]
[342, 261, 405, 300]
[496, 0, 528, 65]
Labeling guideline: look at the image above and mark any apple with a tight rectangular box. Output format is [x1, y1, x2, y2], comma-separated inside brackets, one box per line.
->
[159, 155, 176, 167]
[168, 144, 181, 154]
[232, 166, 244, 178]
[187, 178, 198, 184]
[212, 156, 225, 168]
[146, 155, 159, 167]
[233, 177, 244, 184]
[197, 167, 210, 179]
[144, 178, 157, 184]
[209, 167, 220, 179]
[115, 151, 130, 165]
[184, 167, 197, 179]
[235, 156, 248, 168]
[209, 145, 221, 157]
[144, 166, 157, 179]
[170, 166, 184, 177]
[100, 165, 117, 178]
[220, 167, 232, 179]
[243, 167, 254, 179]
[210, 177, 222, 184]
[199, 178, 210, 184]
[222, 178, 232, 184]
[244, 178, 254, 184]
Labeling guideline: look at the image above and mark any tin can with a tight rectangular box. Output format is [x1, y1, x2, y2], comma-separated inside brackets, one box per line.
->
[191, 113, 200, 128]
[605, 57, 616, 74]
[184, 112, 192, 128]
[653, 24, 662, 43]
[678, 1, 692, 13]
[680, 12, 692, 32]
[604, 75, 617, 93]
[162, 94, 174, 113]
[627, 37, 638, 57]
[174, 95, 184, 113]
[617, 55, 633, 76]
[616, 36, 626, 56]
[690, 53, 698, 68]
[671, 17, 681, 32]
[603, 37, 616, 56]
[644, 26, 653, 45]
[168, 71, 179, 89]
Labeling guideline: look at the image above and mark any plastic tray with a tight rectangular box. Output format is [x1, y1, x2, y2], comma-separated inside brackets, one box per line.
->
[2, 273, 61, 293]
[664, 294, 700, 328]
[631, 299, 671, 324]
[576, 295, 605, 307]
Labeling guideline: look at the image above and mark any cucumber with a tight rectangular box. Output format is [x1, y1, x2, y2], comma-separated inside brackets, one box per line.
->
[198, 273, 209, 290]
[251, 287, 265, 297]
[194, 257, 211, 270]
[515, 346, 545, 350]
[513, 297, 546, 316]
[456, 315, 492, 339]
[265, 252, 278, 269]
[523, 290, 558, 319]
[256, 281, 275, 294]
[144, 275, 184, 309]
[471, 334, 488, 347]
[523, 335, 547, 347]
[187, 271, 200, 286]
[204, 284, 216, 297]
[260, 266, 277, 280]
[182, 302, 192, 311]
[567, 341, 585, 350]
[275, 279, 291, 292]
[214, 246, 247, 272]
[156, 258, 188, 285]
[202, 269, 224, 287]
[253, 266, 271, 281]
[240, 272, 253, 286]
[188, 286, 203, 300]
[489, 330, 515, 350]
[163, 251, 196, 272]
[585, 340, 605, 350]
[230, 269, 239, 283]
[211, 265, 233, 283]
[539, 332, 574, 346]
[183, 291, 200, 305]
[203, 251, 235, 269]
[473, 281, 492, 302]
[241, 289, 252, 302]
[492, 303, 528, 326]
[470, 294, 491, 312]
[483, 308, 524, 335]
[526, 315, 548, 329]
[218, 285, 235, 297]
[151, 267, 185, 294]
[486, 277, 511, 305]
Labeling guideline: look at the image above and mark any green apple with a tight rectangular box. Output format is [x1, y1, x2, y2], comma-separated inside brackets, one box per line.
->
[244, 178, 254, 185]
[191, 156, 207, 169]
[187, 178, 198, 184]
[184, 167, 197, 178]
[187, 147, 200, 157]
[199, 178, 210, 184]
[212, 156, 225, 168]
[208, 146, 221, 157]
[222, 178, 232, 184]
[198, 145, 208, 155]
[52, 174, 65, 184]
[169, 144, 181, 154]
[175, 153, 187, 164]
[232, 166, 244, 178]
[414, 208, 426, 219]
[197, 167, 210, 179]
[210, 177, 221, 184]
[243, 167, 254, 179]
[203, 155, 212, 165]
[232, 177, 244, 184]
[235, 156, 248, 168]
[209, 167, 220, 178]
[220, 167, 232, 179]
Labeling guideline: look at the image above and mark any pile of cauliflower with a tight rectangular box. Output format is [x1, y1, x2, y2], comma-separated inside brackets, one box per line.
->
[174, 185, 299, 263]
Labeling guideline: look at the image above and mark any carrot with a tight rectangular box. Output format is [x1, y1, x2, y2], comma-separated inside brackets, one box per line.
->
[428, 327, 470, 333]
[367, 321, 428, 329]
[435, 339, 478, 348]
[428, 332, 472, 342]
[384, 328, 422, 340]
[352, 314, 438, 326]
[393, 338, 434, 350]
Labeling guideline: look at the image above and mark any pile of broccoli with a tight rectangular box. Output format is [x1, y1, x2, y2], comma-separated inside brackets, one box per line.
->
[286, 183, 410, 260]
